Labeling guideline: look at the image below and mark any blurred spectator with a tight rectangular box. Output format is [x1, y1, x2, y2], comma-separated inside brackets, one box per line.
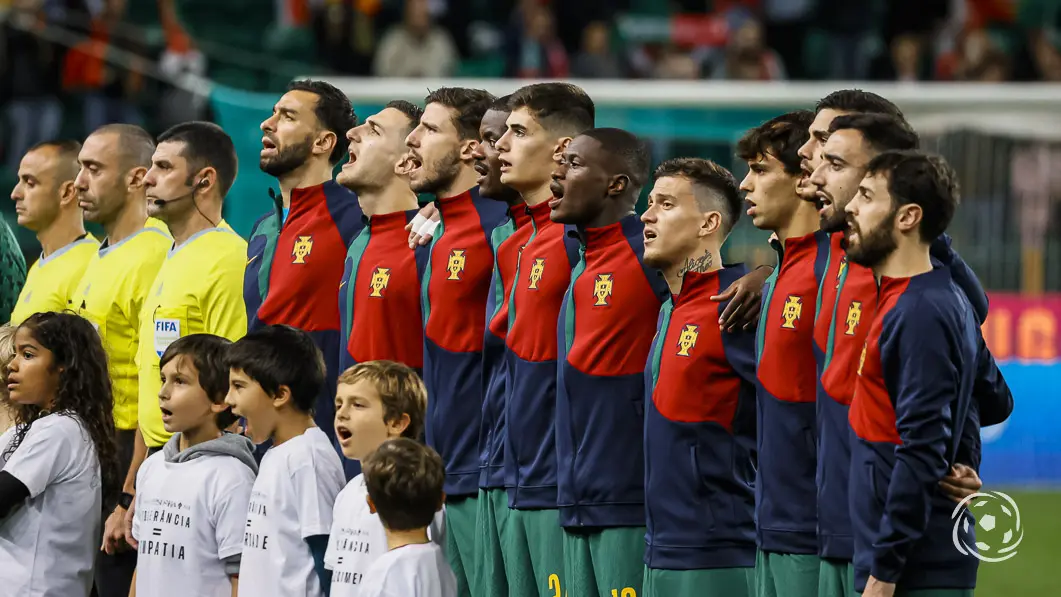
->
[761, 0, 814, 79]
[373, 0, 457, 77]
[571, 20, 624, 78]
[940, 28, 1012, 81]
[815, 0, 873, 80]
[504, 0, 568, 78]
[1, 0, 66, 172]
[313, 0, 380, 76]
[655, 46, 700, 79]
[708, 17, 785, 81]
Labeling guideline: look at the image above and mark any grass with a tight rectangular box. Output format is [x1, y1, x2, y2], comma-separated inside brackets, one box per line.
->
[975, 490, 1059, 596]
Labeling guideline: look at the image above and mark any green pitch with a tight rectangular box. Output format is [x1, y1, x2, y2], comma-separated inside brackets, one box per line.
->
[975, 490, 1058, 596]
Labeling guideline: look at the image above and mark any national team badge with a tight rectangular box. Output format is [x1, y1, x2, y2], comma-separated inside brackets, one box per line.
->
[593, 274, 613, 306]
[447, 250, 467, 280]
[292, 235, 314, 264]
[369, 267, 391, 298]
[844, 301, 862, 336]
[528, 258, 546, 289]
[676, 324, 699, 357]
[781, 295, 802, 329]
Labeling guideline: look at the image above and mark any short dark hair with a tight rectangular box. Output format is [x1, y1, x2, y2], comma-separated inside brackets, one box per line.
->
[157, 121, 239, 197]
[488, 94, 513, 113]
[579, 128, 651, 190]
[507, 83, 595, 137]
[864, 150, 958, 242]
[384, 100, 424, 136]
[160, 334, 237, 430]
[815, 89, 905, 120]
[363, 438, 445, 531]
[225, 325, 325, 413]
[28, 139, 82, 181]
[828, 113, 919, 154]
[736, 110, 813, 175]
[654, 157, 742, 234]
[288, 79, 358, 165]
[92, 124, 156, 169]
[424, 87, 495, 140]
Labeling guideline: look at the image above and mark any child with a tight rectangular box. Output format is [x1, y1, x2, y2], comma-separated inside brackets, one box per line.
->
[0, 312, 122, 597]
[359, 438, 456, 597]
[325, 360, 445, 595]
[130, 334, 258, 597]
[0, 324, 16, 433]
[225, 324, 346, 597]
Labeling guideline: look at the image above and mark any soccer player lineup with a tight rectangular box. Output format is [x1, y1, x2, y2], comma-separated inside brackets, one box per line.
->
[0, 81, 1013, 597]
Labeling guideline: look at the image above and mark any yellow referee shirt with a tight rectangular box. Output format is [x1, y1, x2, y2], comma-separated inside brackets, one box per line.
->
[136, 224, 248, 447]
[74, 218, 171, 431]
[9, 234, 98, 325]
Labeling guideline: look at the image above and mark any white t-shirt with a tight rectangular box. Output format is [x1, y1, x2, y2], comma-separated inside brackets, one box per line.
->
[358, 543, 457, 597]
[325, 474, 446, 596]
[0, 413, 102, 597]
[132, 450, 256, 597]
[238, 428, 345, 597]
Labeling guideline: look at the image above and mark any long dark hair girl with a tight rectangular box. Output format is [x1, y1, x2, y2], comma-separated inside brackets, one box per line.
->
[2, 312, 121, 504]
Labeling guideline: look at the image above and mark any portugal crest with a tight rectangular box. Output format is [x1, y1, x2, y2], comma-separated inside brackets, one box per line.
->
[292, 235, 313, 264]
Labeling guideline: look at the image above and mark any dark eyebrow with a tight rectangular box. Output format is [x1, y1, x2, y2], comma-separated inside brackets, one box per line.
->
[367, 118, 383, 133]
[15, 342, 35, 351]
[79, 159, 102, 169]
[652, 193, 679, 201]
[858, 185, 872, 197]
[153, 159, 173, 169]
[824, 152, 846, 166]
[278, 107, 297, 118]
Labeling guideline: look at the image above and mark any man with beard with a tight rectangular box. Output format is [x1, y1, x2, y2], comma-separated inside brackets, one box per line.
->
[404, 86, 508, 596]
[9, 140, 95, 324]
[548, 127, 670, 597]
[736, 111, 827, 597]
[336, 100, 428, 375]
[844, 152, 1011, 597]
[71, 124, 171, 597]
[640, 158, 757, 597]
[494, 82, 594, 597]
[245, 80, 362, 475]
[806, 111, 1003, 597]
[474, 94, 534, 597]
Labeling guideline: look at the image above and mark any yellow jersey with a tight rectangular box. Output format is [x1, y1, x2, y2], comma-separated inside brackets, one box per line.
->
[73, 218, 171, 431]
[10, 234, 99, 325]
[136, 224, 248, 447]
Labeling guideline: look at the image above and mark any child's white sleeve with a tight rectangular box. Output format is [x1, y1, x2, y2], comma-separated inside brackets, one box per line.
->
[323, 489, 347, 570]
[2, 417, 76, 497]
[292, 463, 339, 539]
[131, 458, 150, 543]
[213, 466, 255, 560]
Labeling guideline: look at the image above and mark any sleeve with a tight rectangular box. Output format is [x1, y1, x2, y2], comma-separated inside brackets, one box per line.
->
[872, 304, 959, 582]
[2, 417, 75, 498]
[323, 490, 346, 570]
[293, 463, 339, 539]
[972, 333, 1013, 427]
[931, 234, 989, 324]
[213, 467, 255, 560]
[724, 328, 759, 387]
[429, 506, 447, 548]
[204, 248, 250, 342]
[132, 461, 147, 542]
[0, 472, 30, 518]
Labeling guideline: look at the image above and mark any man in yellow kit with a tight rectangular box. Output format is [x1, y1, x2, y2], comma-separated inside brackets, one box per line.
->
[71, 124, 172, 597]
[9, 139, 97, 324]
[135, 121, 247, 463]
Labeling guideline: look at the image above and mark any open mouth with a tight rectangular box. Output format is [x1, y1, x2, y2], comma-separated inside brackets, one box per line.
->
[336, 426, 352, 442]
[644, 229, 658, 242]
[160, 406, 173, 420]
[746, 199, 757, 216]
[499, 158, 512, 172]
[261, 137, 278, 157]
[549, 181, 564, 199]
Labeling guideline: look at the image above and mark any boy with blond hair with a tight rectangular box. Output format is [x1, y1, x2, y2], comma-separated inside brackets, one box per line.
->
[326, 361, 444, 596]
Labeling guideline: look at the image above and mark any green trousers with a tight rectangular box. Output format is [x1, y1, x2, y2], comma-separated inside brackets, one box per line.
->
[563, 526, 646, 597]
[818, 558, 855, 597]
[755, 550, 820, 597]
[474, 489, 510, 597]
[643, 566, 754, 597]
[444, 494, 478, 597]
[501, 508, 566, 597]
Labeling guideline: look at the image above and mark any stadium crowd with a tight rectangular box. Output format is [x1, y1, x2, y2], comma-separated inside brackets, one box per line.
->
[0, 79, 1014, 597]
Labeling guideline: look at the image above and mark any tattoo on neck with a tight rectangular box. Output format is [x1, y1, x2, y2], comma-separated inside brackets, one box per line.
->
[677, 251, 713, 277]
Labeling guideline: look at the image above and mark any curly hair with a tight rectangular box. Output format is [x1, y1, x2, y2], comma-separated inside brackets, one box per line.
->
[3, 312, 121, 505]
